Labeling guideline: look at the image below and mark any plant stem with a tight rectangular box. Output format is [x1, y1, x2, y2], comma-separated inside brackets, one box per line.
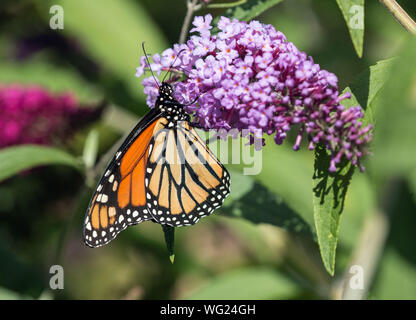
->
[207, 0, 247, 9]
[379, 0, 416, 35]
[179, 0, 203, 44]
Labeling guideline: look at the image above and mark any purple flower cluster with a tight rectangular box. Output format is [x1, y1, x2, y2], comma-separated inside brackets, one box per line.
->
[136, 15, 372, 172]
[0, 84, 101, 149]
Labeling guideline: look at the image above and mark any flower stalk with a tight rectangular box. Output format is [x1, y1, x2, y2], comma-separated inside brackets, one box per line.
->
[379, 0, 416, 35]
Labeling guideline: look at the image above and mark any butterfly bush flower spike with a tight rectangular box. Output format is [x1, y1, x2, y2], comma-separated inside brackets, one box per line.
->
[136, 15, 372, 172]
[0, 84, 102, 148]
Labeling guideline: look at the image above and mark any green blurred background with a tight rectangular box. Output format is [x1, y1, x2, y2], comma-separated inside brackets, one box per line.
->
[0, 0, 415, 300]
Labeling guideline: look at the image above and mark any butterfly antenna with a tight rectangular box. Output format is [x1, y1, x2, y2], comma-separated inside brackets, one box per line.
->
[142, 41, 159, 89]
[162, 48, 187, 83]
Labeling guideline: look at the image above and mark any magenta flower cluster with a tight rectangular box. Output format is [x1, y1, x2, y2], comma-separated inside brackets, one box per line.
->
[0, 84, 101, 149]
[136, 15, 372, 172]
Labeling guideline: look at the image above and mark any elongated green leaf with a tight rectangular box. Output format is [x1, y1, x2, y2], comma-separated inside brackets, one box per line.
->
[336, 0, 365, 58]
[39, 0, 168, 112]
[341, 58, 394, 127]
[220, 0, 283, 21]
[410, 170, 416, 201]
[313, 145, 355, 275]
[82, 129, 99, 170]
[0, 58, 102, 103]
[187, 267, 298, 299]
[370, 38, 416, 179]
[222, 170, 314, 237]
[312, 58, 393, 274]
[0, 145, 82, 182]
[254, 139, 315, 229]
[0, 287, 26, 300]
[195, 130, 315, 236]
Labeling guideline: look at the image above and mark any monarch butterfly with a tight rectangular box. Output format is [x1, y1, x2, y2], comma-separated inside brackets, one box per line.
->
[83, 81, 230, 248]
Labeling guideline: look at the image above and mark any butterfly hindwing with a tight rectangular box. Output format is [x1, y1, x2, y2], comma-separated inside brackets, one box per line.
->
[145, 121, 230, 226]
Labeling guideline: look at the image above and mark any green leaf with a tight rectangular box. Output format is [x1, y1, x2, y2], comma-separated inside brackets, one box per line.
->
[336, 0, 365, 58]
[39, 0, 168, 112]
[222, 170, 314, 237]
[409, 170, 416, 201]
[219, 0, 284, 22]
[195, 130, 315, 236]
[254, 138, 315, 230]
[312, 144, 355, 275]
[310, 58, 393, 275]
[0, 287, 27, 300]
[341, 58, 394, 127]
[370, 38, 416, 179]
[0, 145, 82, 183]
[82, 129, 99, 170]
[187, 267, 298, 299]
[0, 58, 102, 103]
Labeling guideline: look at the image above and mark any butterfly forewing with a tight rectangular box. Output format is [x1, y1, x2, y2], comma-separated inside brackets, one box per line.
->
[83, 114, 165, 248]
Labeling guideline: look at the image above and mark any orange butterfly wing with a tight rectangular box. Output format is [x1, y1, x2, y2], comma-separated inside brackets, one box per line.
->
[83, 116, 168, 247]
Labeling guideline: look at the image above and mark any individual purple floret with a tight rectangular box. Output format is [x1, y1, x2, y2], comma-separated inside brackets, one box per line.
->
[135, 15, 372, 172]
[0, 84, 102, 148]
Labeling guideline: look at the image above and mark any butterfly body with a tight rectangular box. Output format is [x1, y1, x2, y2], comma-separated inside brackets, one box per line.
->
[84, 82, 230, 248]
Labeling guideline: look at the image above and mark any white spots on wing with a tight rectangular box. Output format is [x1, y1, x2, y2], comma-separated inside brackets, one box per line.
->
[112, 180, 118, 192]
[101, 231, 106, 237]
[101, 194, 108, 203]
[133, 211, 139, 217]
[86, 222, 92, 231]
[97, 194, 102, 202]
[97, 184, 103, 192]
[105, 170, 111, 177]
[92, 231, 97, 238]
[109, 174, 114, 183]
[119, 215, 124, 223]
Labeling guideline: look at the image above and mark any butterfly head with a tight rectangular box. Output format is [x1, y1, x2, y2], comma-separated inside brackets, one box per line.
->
[159, 82, 174, 99]
[156, 82, 189, 123]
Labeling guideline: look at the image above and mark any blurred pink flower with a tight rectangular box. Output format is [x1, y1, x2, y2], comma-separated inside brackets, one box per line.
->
[0, 84, 102, 148]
